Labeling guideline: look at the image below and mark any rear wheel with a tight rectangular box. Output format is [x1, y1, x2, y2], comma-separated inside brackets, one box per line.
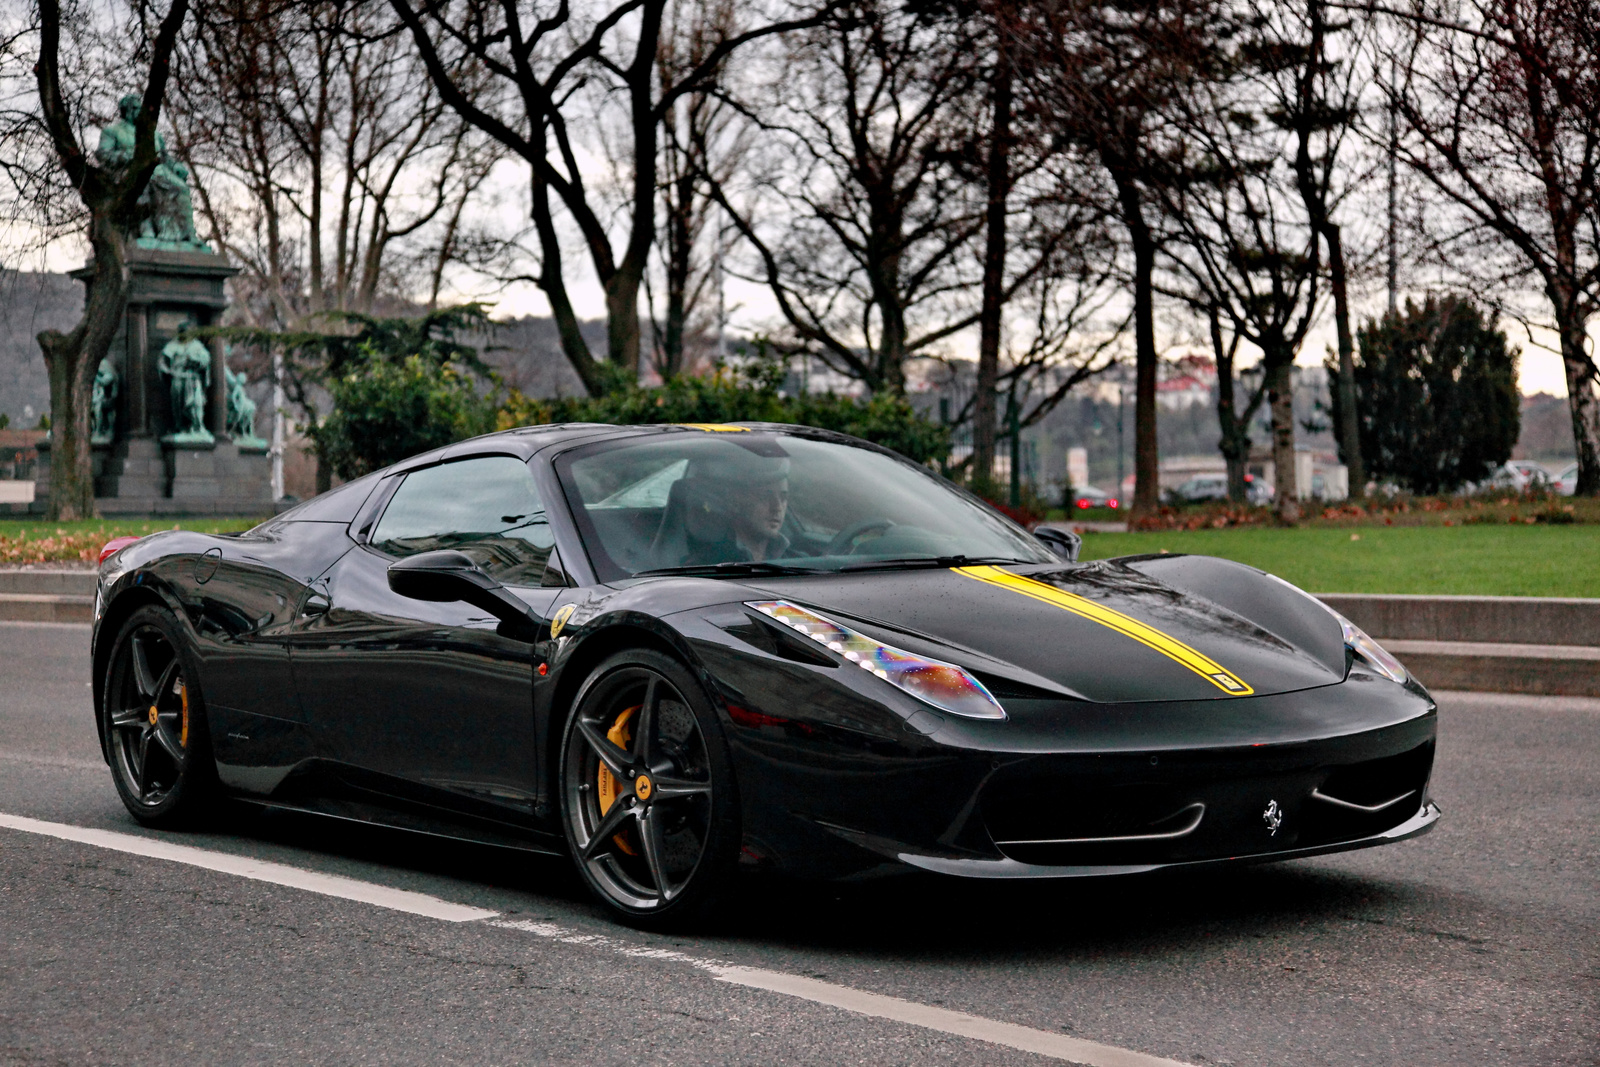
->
[101, 606, 217, 827]
[559, 649, 740, 928]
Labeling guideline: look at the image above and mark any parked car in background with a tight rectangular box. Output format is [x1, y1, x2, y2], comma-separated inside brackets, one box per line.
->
[1069, 485, 1119, 510]
[1167, 473, 1272, 506]
[1475, 460, 1551, 493]
[1552, 462, 1579, 495]
[1503, 460, 1551, 489]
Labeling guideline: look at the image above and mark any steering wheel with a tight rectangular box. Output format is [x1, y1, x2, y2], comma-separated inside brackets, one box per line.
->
[824, 519, 896, 556]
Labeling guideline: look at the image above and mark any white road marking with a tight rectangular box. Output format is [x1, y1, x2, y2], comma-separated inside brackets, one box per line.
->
[0, 812, 1195, 1066]
[0, 749, 104, 771]
[0, 620, 91, 630]
[0, 812, 497, 922]
[492, 920, 1196, 1067]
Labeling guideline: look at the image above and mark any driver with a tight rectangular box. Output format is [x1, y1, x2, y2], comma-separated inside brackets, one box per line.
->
[727, 475, 790, 561]
[678, 449, 791, 564]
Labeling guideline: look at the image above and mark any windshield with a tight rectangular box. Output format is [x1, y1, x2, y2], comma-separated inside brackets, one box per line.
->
[557, 431, 1053, 580]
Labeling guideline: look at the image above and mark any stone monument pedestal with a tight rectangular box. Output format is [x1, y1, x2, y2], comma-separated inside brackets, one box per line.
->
[34, 246, 273, 516]
[36, 434, 273, 516]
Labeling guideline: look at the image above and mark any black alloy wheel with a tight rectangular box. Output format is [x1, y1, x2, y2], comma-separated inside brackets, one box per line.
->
[559, 649, 739, 927]
[101, 606, 216, 826]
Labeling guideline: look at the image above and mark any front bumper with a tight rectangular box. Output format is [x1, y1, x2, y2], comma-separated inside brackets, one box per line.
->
[892, 799, 1441, 879]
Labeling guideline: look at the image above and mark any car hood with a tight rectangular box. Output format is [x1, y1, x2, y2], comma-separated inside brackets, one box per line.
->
[746, 560, 1346, 704]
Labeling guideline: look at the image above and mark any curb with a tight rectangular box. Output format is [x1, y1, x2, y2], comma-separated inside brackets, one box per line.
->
[1, 571, 1594, 695]
[0, 592, 93, 624]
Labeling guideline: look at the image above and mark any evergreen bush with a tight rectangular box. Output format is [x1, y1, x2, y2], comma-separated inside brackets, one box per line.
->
[1331, 297, 1519, 495]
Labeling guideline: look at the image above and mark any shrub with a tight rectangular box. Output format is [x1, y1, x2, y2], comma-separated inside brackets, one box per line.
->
[500, 365, 950, 466]
[1331, 296, 1519, 495]
[316, 355, 497, 480]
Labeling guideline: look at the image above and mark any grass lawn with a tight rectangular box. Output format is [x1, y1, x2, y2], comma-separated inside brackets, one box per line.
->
[1077, 524, 1600, 597]
[0, 516, 269, 565]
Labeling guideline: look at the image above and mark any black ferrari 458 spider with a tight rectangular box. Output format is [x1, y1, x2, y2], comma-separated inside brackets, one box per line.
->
[90, 422, 1438, 926]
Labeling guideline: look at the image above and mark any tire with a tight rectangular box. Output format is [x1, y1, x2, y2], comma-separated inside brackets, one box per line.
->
[558, 648, 741, 929]
[100, 605, 219, 828]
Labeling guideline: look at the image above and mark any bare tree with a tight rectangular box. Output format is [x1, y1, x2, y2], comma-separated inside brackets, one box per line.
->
[388, 0, 829, 396]
[649, 0, 747, 380]
[1205, 302, 1269, 501]
[1279, 0, 1367, 494]
[1386, 0, 1600, 494]
[713, 1, 986, 396]
[171, 0, 504, 328]
[1160, 27, 1323, 523]
[970, 1, 1015, 490]
[1023, 0, 1229, 518]
[1, 0, 190, 519]
[718, 0, 1107, 415]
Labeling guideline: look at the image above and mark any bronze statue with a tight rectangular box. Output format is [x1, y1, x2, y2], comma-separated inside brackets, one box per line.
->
[225, 365, 265, 446]
[158, 335, 213, 443]
[91, 357, 119, 443]
[96, 94, 207, 250]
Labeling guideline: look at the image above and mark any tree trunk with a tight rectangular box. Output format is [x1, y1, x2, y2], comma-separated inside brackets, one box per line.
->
[530, 169, 605, 397]
[605, 272, 643, 382]
[1325, 224, 1364, 496]
[1210, 309, 1250, 503]
[37, 331, 99, 520]
[972, 28, 1012, 492]
[662, 168, 694, 380]
[1266, 354, 1300, 523]
[1129, 215, 1160, 517]
[1559, 305, 1600, 496]
[37, 216, 133, 519]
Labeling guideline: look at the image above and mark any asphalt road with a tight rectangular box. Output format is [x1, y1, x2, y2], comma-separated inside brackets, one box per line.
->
[0, 620, 1595, 1067]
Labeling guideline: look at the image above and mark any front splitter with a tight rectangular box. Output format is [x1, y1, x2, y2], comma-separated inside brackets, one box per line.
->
[894, 801, 1442, 880]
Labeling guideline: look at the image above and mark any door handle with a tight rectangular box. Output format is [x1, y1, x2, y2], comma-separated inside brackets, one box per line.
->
[302, 592, 331, 617]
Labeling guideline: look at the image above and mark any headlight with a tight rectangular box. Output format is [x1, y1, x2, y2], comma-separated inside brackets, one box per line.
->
[747, 600, 1007, 720]
[1336, 612, 1408, 684]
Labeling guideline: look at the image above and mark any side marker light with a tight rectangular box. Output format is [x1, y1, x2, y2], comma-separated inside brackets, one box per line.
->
[98, 535, 142, 565]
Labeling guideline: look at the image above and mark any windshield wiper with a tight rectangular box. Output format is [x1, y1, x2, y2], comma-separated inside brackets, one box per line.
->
[838, 554, 1036, 573]
[632, 561, 818, 578]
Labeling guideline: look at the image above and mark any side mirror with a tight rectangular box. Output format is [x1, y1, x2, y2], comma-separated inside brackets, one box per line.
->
[388, 550, 539, 637]
[1032, 526, 1082, 563]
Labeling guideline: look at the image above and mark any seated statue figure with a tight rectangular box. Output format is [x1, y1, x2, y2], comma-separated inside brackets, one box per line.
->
[96, 94, 207, 250]
[158, 335, 213, 443]
[225, 366, 266, 448]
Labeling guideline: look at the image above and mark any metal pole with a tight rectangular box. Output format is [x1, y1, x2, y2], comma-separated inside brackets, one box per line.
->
[1008, 392, 1021, 507]
[715, 219, 728, 361]
[1387, 56, 1399, 314]
[270, 347, 284, 501]
[1115, 383, 1125, 503]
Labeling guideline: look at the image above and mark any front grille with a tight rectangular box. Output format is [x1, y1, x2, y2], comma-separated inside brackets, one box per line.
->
[981, 739, 1434, 867]
[1298, 741, 1433, 846]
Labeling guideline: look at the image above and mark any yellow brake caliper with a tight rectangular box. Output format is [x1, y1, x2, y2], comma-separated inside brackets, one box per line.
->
[595, 705, 640, 855]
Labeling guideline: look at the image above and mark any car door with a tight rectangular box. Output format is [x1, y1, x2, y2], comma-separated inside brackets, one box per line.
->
[190, 518, 358, 796]
[289, 454, 567, 817]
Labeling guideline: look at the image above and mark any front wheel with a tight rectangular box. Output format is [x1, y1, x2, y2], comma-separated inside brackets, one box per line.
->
[100, 605, 218, 827]
[559, 649, 740, 928]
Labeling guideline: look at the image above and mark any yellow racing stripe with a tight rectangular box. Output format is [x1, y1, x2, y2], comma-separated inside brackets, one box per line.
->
[955, 565, 1253, 696]
[676, 423, 749, 432]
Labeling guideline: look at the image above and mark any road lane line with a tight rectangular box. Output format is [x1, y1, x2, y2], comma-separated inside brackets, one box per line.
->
[491, 919, 1196, 1067]
[0, 749, 104, 771]
[0, 813, 1194, 1066]
[0, 812, 497, 922]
